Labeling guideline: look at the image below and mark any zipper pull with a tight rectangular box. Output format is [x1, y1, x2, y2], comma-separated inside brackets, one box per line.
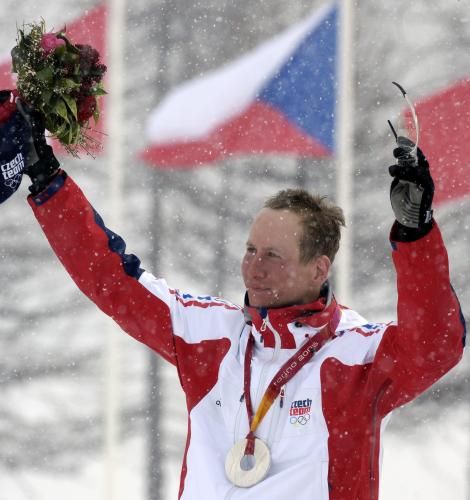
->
[260, 317, 268, 332]
[239, 393, 245, 403]
[259, 309, 268, 332]
[279, 385, 285, 408]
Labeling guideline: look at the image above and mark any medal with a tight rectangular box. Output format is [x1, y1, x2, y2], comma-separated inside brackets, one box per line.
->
[225, 437, 271, 487]
[225, 299, 341, 487]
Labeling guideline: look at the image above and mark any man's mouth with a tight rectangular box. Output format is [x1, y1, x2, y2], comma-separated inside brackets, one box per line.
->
[249, 286, 271, 292]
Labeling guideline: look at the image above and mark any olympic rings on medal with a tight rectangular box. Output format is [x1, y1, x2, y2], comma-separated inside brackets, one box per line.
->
[289, 413, 311, 425]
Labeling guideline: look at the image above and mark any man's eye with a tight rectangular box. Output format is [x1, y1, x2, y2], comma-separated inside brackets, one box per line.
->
[267, 251, 280, 258]
[246, 247, 256, 255]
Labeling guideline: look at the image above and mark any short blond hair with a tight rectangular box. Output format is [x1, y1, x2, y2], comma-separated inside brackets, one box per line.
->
[264, 188, 345, 263]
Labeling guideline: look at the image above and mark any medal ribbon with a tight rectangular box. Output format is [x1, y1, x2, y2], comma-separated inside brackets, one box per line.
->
[243, 300, 341, 455]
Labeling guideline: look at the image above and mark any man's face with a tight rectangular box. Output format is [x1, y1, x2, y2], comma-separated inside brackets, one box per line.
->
[241, 208, 329, 308]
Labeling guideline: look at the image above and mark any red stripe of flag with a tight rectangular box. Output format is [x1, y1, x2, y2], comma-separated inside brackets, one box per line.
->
[406, 78, 470, 205]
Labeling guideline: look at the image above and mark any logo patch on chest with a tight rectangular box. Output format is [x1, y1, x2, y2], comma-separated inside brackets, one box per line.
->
[289, 398, 312, 425]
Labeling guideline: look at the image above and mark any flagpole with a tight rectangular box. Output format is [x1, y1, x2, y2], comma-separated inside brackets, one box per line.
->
[335, 0, 354, 306]
[105, 0, 126, 498]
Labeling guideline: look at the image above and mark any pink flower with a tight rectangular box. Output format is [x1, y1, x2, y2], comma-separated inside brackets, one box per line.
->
[40, 33, 65, 56]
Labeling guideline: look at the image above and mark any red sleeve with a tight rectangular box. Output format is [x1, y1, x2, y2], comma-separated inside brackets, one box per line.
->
[370, 223, 466, 415]
[28, 173, 176, 364]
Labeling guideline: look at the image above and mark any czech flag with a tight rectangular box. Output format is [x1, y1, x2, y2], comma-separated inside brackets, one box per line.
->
[406, 78, 470, 205]
[141, 2, 338, 168]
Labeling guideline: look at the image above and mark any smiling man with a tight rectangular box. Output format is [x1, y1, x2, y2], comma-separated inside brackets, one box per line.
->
[242, 194, 341, 308]
[1, 94, 466, 500]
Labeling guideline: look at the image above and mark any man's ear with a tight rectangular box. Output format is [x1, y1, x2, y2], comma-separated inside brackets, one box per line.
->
[311, 255, 331, 285]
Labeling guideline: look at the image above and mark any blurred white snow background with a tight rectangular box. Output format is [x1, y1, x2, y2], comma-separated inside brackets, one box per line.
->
[0, 1, 468, 499]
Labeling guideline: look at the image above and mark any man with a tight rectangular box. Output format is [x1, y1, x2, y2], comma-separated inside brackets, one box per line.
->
[0, 93, 466, 499]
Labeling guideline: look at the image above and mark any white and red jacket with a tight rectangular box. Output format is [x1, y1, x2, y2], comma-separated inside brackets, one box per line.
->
[29, 173, 465, 500]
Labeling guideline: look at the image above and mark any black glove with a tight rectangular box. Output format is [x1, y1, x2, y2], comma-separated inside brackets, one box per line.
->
[16, 99, 61, 195]
[389, 137, 434, 241]
[0, 90, 31, 204]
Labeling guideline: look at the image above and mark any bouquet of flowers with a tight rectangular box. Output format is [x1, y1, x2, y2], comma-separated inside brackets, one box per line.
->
[11, 20, 107, 155]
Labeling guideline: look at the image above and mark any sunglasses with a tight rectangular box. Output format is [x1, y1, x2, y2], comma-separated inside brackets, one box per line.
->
[387, 81, 420, 159]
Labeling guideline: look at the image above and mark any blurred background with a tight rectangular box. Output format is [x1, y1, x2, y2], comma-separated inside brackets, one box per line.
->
[0, 1, 468, 499]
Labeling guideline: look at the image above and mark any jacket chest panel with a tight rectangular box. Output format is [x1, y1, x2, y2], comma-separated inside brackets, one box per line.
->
[215, 347, 329, 461]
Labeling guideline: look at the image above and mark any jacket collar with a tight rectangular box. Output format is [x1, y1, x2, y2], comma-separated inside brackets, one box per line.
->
[243, 282, 340, 349]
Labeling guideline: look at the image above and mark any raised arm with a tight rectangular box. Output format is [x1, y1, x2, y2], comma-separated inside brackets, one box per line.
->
[0, 93, 177, 364]
[28, 173, 177, 364]
[369, 138, 466, 414]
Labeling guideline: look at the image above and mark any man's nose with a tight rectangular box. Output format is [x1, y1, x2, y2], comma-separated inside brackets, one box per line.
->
[247, 257, 267, 279]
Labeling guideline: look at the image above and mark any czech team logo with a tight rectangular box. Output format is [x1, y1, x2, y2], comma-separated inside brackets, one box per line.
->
[1, 152, 25, 190]
[289, 398, 312, 426]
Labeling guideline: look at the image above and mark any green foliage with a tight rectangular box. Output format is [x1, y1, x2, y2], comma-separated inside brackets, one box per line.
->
[11, 21, 107, 156]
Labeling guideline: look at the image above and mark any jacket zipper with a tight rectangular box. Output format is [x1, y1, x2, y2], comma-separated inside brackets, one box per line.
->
[253, 315, 284, 448]
[253, 314, 281, 415]
[369, 380, 391, 500]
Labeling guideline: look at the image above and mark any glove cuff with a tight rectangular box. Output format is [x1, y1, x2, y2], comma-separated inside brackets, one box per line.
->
[391, 220, 434, 242]
[24, 145, 60, 195]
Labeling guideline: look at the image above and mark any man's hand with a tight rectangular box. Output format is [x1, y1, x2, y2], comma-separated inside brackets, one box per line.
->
[0, 90, 61, 203]
[389, 137, 434, 240]
[16, 99, 60, 195]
